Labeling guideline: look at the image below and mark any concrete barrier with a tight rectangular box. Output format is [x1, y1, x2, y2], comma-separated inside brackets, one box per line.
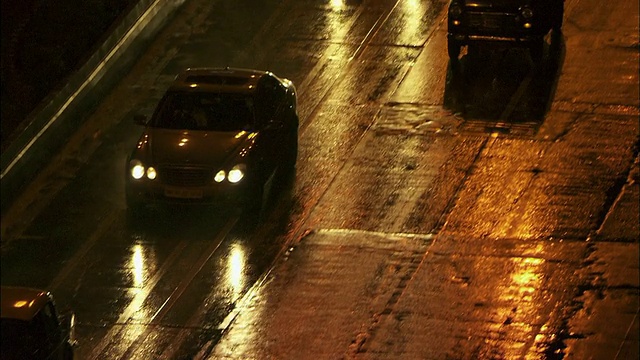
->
[0, 0, 186, 214]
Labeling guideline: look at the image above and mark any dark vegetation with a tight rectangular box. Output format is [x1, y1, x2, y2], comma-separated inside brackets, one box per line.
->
[1, 0, 136, 153]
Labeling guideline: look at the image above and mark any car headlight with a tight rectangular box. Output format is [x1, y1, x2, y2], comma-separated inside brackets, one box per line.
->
[131, 161, 145, 180]
[146, 167, 157, 180]
[227, 164, 246, 183]
[213, 164, 247, 183]
[214, 170, 226, 183]
[130, 161, 157, 180]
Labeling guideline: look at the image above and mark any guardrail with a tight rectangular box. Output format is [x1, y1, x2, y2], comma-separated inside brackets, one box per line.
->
[0, 0, 186, 214]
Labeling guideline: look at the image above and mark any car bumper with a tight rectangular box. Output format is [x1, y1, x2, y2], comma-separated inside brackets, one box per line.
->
[447, 32, 544, 45]
[125, 180, 254, 207]
[447, 11, 551, 45]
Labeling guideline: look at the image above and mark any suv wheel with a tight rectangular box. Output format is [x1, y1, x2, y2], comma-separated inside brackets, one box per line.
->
[447, 39, 461, 60]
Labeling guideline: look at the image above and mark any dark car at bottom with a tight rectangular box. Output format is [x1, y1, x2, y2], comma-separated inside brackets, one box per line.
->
[447, 0, 564, 61]
[125, 67, 299, 215]
[1, 286, 76, 360]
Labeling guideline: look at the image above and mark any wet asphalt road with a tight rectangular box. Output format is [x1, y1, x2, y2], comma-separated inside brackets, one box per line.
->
[1, 0, 638, 359]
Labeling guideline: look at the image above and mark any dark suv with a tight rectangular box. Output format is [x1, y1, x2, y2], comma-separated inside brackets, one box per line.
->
[447, 0, 564, 61]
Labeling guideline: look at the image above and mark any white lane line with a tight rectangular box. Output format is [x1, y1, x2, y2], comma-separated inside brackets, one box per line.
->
[615, 308, 639, 360]
[316, 228, 435, 241]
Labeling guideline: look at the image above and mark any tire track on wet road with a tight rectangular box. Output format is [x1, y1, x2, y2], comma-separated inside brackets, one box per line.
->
[88, 216, 238, 359]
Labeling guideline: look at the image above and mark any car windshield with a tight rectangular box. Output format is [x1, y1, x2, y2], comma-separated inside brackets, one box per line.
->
[151, 92, 255, 131]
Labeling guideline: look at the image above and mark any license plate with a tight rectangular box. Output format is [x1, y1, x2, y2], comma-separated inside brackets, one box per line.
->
[164, 187, 203, 199]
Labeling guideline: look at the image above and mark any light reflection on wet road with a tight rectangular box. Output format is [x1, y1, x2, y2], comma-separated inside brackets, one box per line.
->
[1, 0, 638, 358]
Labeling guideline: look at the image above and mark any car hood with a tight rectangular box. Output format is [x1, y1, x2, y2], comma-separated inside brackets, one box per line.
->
[144, 128, 255, 166]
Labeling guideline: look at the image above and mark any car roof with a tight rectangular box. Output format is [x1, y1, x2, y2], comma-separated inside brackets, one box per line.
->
[1, 286, 51, 321]
[169, 67, 272, 94]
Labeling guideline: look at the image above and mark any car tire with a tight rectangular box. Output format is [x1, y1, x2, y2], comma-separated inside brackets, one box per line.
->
[447, 39, 461, 61]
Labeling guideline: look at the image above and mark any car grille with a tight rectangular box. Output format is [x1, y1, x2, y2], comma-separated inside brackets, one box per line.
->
[467, 12, 514, 31]
[160, 166, 211, 187]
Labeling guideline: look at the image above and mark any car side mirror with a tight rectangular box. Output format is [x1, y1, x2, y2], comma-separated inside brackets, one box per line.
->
[133, 114, 148, 126]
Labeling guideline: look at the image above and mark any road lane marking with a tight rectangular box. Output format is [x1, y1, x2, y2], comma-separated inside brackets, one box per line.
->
[316, 228, 435, 241]
[297, 1, 399, 134]
[151, 216, 238, 323]
[615, 308, 639, 360]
